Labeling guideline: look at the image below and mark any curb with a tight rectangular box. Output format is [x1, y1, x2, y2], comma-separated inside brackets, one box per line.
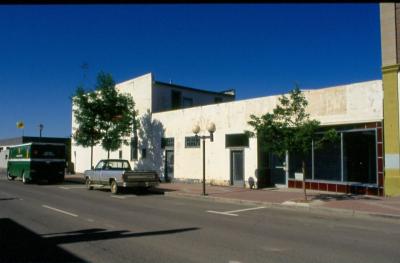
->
[162, 191, 400, 221]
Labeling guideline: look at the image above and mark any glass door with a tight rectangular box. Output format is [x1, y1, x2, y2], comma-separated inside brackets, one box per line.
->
[231, 150, 244, 186]
[165, 150, 174, 182]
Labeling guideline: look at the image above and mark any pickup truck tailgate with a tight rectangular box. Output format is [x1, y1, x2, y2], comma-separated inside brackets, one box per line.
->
[123, 171, 159, 182]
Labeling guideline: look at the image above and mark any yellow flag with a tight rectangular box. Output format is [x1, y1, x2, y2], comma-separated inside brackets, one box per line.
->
[16, 121, 24, 129]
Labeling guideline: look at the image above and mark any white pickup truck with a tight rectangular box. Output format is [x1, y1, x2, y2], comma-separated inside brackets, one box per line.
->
[84, 159, 159, 194]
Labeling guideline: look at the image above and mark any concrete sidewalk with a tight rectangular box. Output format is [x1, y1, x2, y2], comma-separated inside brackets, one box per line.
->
[65, 174, 400, 220]
[156, 182, 400, 220]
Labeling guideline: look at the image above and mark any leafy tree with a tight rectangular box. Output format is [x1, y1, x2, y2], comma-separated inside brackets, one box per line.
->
[72, 86, 102, 169]
[247, 86, 338, 200]
[95, 72, 139, 158]
[72, 72, 139, 168]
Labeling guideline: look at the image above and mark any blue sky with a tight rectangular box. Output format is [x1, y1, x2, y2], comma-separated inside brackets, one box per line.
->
[0, 4, 381, 139]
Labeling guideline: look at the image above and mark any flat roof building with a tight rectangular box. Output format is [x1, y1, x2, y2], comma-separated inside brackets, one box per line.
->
[71, 74, 386, 196]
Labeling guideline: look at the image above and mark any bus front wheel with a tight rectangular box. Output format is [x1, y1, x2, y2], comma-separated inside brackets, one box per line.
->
[7, 172, 15, 181]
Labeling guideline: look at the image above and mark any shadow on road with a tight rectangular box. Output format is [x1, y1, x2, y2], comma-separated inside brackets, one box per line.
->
[42, 227, 200, 244]
[0, 218, 84, 263]
[1, 218, 200, 263]
[0, 197, 17, 201]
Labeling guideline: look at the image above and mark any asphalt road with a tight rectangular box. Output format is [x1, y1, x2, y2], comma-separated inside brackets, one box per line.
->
[1, 175, 400, 263]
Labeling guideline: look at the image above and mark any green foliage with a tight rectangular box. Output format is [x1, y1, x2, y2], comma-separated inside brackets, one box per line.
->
[247, 86, 338, 158]
[72, 71, 139, 158]
[96, 72, 139, 154]
[72, 85, 102, 148]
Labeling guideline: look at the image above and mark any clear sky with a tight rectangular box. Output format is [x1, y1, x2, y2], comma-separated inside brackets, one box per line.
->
[0, 3, 381, 139]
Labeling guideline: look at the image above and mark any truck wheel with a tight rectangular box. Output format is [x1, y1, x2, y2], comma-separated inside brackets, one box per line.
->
[7, 172, 15, 181]
[110, 180, 118, 195]
[86, 177, 93, 190]
[22, 172, 28, 184]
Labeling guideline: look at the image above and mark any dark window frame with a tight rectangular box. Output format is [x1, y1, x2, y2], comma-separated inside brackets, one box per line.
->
[182, 97, 193, 108]
[130, 137, 138, 161]
[225, 133, 249, 148]
[171, 90, 182, 110]
[185, 136, 200, 148]
[161, 137, 175, 148]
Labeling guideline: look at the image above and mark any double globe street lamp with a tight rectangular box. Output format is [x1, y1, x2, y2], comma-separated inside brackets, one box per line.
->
[192, 122, 216, 196]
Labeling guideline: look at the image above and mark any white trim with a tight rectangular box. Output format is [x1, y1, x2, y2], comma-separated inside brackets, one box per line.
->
[9, 142, 65, 148]
[8, 158, 66, 162]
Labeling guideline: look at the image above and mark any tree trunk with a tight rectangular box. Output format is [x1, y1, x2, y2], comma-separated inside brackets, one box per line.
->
[302, 160, 307, 201]
[107, 150, 110, 159]
[90, 145, 93, 170]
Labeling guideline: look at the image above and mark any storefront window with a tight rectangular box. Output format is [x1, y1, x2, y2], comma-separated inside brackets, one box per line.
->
[289, 150, 312, 180]
[285, 129, 377, 184]
[314, 136, 341, 181]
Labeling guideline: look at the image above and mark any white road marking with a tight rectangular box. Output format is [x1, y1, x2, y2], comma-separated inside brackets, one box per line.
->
[59, 186, 86, 190]
[42, 205, 78, 217]
[207, 206, 266, 217]
[111, 195, 126, 199]
[87, 218, 95, 222]
[221, 206, 266, 214]
[206, 211, 239, 216]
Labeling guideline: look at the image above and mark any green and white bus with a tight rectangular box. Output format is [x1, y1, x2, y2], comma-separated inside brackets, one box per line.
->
[7, 142, 66, 184]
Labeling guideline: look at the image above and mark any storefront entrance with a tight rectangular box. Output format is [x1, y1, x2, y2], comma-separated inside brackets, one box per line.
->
[230, 150, 244, 186]
[164, 150, 174, 182]
[269, 154, 287, 186]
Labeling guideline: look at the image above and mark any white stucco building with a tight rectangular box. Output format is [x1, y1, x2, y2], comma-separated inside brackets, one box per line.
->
[72, 73, 384, 195]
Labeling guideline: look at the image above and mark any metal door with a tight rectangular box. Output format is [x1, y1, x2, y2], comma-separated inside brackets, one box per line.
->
[269, 154, 286, 186]
[93, 160, 105, 184]
[230, 150, 244, 186]
[165, 150, 174, 182]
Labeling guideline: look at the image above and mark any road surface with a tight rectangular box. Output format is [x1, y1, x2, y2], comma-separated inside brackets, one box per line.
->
[1, 176, 399, 263]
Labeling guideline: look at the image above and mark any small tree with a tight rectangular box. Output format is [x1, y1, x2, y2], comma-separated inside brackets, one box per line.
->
[247, 86, 337, 201]
[72, 86, 102, 169]
[96, 72, 139, 158]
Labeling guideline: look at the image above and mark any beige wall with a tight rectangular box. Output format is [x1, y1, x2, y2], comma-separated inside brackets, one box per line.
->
[153, 80, 383, 185]
[71, 73, 154, 172]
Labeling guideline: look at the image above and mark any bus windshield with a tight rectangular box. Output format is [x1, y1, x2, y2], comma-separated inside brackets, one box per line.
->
[31, 144, 65, 159]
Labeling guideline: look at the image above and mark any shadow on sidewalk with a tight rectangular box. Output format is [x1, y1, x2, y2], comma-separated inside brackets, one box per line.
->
[309, 193, 382, 202]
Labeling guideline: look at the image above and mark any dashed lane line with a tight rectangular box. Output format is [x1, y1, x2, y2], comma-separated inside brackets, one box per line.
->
[42, 205, 78, 217]
[111, 195, 126, 199]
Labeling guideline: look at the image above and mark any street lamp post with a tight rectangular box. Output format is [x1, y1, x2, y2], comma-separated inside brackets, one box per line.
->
[192, 122, 216, 196]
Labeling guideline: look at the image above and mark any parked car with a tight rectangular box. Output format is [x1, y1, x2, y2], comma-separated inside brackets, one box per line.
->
[84, 159, 159, 194]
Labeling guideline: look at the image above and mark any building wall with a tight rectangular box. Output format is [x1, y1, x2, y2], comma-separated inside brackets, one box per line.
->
[71, 74, 383, 189]
[152, 82, 235, 113]
[71, 73, 154, 172]
[380, 3, 400, 196]
[153, 80, 383, 185]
